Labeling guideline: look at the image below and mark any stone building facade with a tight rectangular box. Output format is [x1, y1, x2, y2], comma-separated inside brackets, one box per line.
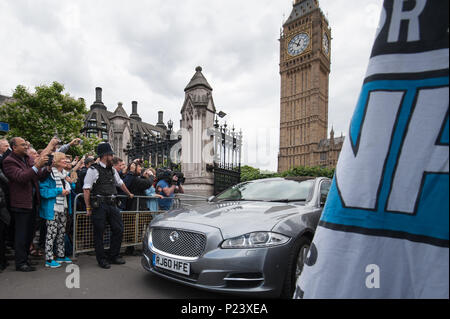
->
[81, 87, 167, 162]
[278, 0, 343, 172]
[0, 95, 12, 106]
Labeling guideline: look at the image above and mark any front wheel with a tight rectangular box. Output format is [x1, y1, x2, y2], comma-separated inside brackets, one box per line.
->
[280, 236, 311, 299]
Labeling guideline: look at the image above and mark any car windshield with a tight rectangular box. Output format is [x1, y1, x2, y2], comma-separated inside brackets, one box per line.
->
[214, 179, 315, 203]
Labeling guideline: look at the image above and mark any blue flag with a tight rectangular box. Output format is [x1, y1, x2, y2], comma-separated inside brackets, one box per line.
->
[296, 0, 449, 299]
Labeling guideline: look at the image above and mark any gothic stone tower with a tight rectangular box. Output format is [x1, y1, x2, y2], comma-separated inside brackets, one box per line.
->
[278, 0, 331, 172]
[180, 66, 216, 197]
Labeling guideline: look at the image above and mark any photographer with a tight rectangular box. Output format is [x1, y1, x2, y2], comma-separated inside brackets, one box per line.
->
[124, 162, 154, 212]
[2, 137, 50, 272]
[156, 170, 184, 211]
[39, 152, 73, 268]
[54, 138, 82, 154]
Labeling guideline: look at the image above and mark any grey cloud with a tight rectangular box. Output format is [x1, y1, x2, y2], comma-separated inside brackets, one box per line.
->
[0, 0, 380, 172]
[7, 0, 64, 33]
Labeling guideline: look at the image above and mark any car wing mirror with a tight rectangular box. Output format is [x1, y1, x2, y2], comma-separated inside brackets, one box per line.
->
[207, 196, 215, 203]
[320, 193, 327, 207]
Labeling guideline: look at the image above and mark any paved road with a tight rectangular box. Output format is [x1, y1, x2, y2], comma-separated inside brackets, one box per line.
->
[0, 254, 234, 299]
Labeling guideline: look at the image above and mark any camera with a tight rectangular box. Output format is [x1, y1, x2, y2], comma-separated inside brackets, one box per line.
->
[174, 171, 185, 186]
[156, 168, 173, 184]
[155, 168, 185, 186]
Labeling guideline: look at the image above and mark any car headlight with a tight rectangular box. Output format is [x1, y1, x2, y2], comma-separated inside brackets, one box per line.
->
[145, 227, 153, 246]
[221, 232, 290, 249]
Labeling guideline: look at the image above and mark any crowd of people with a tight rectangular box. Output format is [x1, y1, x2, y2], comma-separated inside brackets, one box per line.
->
[0, 136, 184, 272]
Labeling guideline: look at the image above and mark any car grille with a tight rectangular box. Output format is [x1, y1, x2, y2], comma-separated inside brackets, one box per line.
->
[151, 228, 206, 258]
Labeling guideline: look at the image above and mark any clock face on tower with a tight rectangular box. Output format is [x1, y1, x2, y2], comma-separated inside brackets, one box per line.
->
[323, 33, 329, 56]
[287, 33, 310, 56]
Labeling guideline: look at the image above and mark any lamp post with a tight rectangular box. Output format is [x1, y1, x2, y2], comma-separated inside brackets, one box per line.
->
[149, 135, 155, 167]
[232, 125, 236, 170]
[223, 122, 228, 167]
[125, 119, 180, 169]
[217, 111, 227, 119]
[125, 141, 132, 162]
[134, 131, 143, 161]
[157, 133, 163, 167]
[166, 120, 174, 168]
[213, 111, 227, 168]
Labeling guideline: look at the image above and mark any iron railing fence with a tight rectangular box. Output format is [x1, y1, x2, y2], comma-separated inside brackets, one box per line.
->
[71, 193, 209, 258]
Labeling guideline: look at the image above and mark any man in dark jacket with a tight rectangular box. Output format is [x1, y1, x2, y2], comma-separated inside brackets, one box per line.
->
[124, 162, 153, 212]
[74, 156, 95, 212]
[2, 137, 50, 272]
[112, 157, 127, 210]
[123, 162, 153, 256]
[112, 157, 126, 179]
[75, 156, 95, 194]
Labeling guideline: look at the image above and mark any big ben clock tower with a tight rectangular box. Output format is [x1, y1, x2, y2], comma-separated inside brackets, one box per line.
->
[278, 0, 331, 172]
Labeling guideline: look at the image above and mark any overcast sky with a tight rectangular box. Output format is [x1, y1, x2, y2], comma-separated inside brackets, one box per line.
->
[0, 0, 380, 171]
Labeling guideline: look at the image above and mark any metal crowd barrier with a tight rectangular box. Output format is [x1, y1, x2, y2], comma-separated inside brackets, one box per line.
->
[71, 193, 183, 259]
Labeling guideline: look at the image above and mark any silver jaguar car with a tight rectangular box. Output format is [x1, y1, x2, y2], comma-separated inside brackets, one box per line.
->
[141, 176, 331, 298]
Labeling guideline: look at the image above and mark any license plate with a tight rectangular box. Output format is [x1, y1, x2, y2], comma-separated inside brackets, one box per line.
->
[153, 254, 190, 276]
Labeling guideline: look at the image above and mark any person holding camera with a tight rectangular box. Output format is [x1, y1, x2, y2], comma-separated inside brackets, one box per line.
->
[2, 137, 51, 272]
[54, 138, 82, 154]
[83, 143, 134, 269]
[156, 171, 184, 211]
[39, 152, 74, 268]
[124, 162, 154, 212]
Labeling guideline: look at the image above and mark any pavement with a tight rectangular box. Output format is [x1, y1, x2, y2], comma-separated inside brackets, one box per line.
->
[0, 253, 232, 299]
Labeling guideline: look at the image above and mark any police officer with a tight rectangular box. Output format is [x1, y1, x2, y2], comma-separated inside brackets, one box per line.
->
[82, 143, 134, 269]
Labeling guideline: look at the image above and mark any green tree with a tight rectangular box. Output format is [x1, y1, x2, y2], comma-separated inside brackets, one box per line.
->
[0, 81, 99, 154]
[281, 166, 335, 179]
[241, 165, 263, 182]
[240, 165, 335, 182]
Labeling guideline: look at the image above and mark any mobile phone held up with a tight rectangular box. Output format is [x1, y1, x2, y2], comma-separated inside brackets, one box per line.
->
[47, 154, 54, 166]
